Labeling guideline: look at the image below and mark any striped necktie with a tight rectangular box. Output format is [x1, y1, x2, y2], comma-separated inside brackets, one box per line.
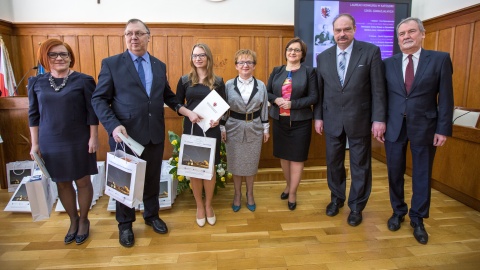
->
[338, 51, 347, 86]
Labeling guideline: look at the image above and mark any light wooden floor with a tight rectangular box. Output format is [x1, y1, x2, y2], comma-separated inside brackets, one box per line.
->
[0, 158, 479, 270]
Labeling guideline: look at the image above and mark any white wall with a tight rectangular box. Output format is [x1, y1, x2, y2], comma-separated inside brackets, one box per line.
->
[1, 0, 294, 25]
[1, 0, 479, 24]
[411, 0, 480, 20]
[0, 0, 13, 22]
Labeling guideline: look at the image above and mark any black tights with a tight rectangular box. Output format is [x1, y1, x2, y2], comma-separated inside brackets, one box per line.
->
[56, 175, 93, 235]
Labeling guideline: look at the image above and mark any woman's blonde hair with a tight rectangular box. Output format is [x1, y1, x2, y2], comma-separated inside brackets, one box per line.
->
[188, 43, 217, 89]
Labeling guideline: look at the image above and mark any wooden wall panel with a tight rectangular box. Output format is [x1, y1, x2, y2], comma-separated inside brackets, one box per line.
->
[452, 24, 471, 106]
[107, 36, 124, 57]
[422, 4, 480, 109]
[15, 36, 36, 95]
[423, 32, 437, 50]
[93, 36, 108, 77]
[63, 36, 80, 71]
[181, 36, 194, 76]
[166, 36, 184, 86]
[467, 21, 480, 108]
[77, 36, 95, 76]
[437, 28, 453, 54]
[253, 37, 267, 82]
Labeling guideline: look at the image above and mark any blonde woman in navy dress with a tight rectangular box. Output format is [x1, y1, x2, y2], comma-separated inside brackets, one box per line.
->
[28, 39, 98, 245]
[221, 49, 269, 212]
[176, 43, 226, 227]
[266, 37, 318, 210]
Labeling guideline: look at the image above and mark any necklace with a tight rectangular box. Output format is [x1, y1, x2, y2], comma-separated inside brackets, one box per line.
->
[49, 70, 70, 92]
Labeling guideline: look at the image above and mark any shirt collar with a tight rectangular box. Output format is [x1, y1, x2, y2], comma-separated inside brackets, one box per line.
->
[128, 50, 150, 63]
[238, 76, 254, 85]
[402, 48, 422, 61]
[337, 40, 354, 56]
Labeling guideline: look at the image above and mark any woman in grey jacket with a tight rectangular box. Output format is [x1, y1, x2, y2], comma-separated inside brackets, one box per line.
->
[221, 49, 269, 212]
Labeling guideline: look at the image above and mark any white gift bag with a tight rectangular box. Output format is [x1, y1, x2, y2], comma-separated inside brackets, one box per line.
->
[25, 175, 55, 222]
[177, 125, 216, 180]
[6, 161, 34, 192]
[105, 148, 146, 208]
[4, 177, 32, 212]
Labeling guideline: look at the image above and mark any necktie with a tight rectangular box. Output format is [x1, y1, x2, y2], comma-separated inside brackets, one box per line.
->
[338, 51, 346, 86]
[136, 57, 146, 89]
[405, 54, 414, 94]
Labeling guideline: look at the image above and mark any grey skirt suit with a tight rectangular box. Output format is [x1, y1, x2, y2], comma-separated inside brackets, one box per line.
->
[223, 77, 269, 176]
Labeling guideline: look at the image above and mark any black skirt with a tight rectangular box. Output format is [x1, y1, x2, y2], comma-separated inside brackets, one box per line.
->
[273, 116, 312, 162]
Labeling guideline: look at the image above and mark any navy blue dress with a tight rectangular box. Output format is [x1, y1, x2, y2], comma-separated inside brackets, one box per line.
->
[28, 72, 98, 182]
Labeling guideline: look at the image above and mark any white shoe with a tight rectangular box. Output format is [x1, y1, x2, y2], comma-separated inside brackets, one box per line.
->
[207, 208, 216, 226]
[196, 209, 206, 227]
[196, 217, 206, 227]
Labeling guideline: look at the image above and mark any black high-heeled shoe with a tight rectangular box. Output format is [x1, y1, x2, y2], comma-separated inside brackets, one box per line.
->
[280, 192, 289, 200]
[75, 220, 90, 245]
[288, 201, 297, 211]
[64, 219, 79, 244]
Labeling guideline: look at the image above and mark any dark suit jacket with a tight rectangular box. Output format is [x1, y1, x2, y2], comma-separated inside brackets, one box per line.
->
[266, 65, 318, 121]
[92, 50, 181, 145]
[314, 40, 386, 137]
[383, 49, 454, 145]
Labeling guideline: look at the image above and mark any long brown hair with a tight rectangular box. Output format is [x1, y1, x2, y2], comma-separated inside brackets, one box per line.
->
[37, 39, 75, 72]
[188, 43, 217, 89]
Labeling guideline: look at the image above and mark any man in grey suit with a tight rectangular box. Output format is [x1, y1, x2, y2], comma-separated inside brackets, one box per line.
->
[384, 18, 453, 244]
[314, 14, 387, 226]
[92, 19, 199, 247]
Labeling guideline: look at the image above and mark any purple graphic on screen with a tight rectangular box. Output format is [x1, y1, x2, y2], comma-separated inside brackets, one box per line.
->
[313, 1, 396, 66]
[340, 2, 395, 59]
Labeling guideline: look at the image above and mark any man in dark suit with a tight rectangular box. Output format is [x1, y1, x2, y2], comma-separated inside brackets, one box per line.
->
[92, 19, 199, 247]
[314, 14, 387, 226]
[383, 17, 453, 244]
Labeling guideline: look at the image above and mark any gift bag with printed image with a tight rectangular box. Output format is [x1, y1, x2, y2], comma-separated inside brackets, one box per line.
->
[105, 145, 146, 208]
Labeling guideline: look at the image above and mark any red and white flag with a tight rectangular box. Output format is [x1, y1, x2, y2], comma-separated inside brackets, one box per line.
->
[0, 36, 17, 97]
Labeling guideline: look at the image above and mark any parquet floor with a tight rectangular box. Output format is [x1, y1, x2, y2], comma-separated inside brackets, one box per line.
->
[0, 158, 479, 270]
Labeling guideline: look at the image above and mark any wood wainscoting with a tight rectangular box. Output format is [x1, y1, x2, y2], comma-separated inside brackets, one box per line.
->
[1, 22, 293, 96]
[422, 3, 480, 109]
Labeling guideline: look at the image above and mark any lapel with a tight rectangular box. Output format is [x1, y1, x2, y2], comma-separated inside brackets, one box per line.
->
[326, 47, 342, 88]
[392, 53, 406, 95]
[150, 54, 162, 96]
[123, 50, 148, 96]
[343, 40, 362, 88]
[409, 49, 430, 95]
[232, 76, 259, 106]
[249, 77, 259, 105]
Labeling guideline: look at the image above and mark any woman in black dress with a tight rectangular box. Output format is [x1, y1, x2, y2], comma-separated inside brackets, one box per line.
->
[28, 39, 98, 245]
[266, 37, 317, 210]
[176, 43, 226, 227]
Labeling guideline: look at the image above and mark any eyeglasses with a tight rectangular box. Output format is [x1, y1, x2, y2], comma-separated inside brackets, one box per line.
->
[286, 48, 302, 53]
[192, 53, 207, 59]
[124, 31, 149, 38]
[47, 52, 70, 59]
[236, 61, 255, 66]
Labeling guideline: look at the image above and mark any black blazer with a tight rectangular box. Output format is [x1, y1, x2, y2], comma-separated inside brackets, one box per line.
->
[314, 40, 386, 137]
[92, 50, 181, 145]
[266, 64, 318, 121]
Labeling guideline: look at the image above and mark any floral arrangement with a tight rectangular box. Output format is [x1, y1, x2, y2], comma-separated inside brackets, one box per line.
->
[167, 131, 232, 194]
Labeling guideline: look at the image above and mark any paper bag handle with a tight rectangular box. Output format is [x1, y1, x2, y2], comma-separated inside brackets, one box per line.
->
[190, 122, 207, 137]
